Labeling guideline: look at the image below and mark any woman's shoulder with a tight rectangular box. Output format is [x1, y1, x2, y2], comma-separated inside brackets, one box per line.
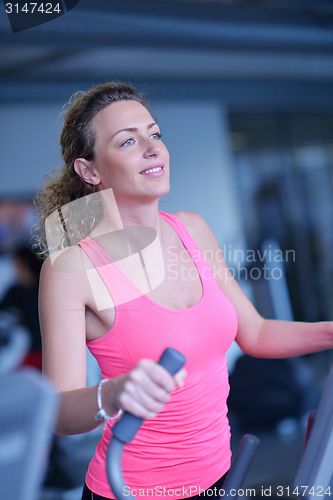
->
[171, 210, 206, 226]
[171, 210, 211, 236]
[42, 244, 91, 275]
[40, 246, 93, 307]
[40, 245, 93, 299]
[170, 211, 220, 254]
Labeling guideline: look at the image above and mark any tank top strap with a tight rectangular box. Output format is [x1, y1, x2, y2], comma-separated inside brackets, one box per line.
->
[78, 236, 148, 308]
[159, 211, 211, 275]
[78, 236, 112, 267]
[159, 211, 200, 252]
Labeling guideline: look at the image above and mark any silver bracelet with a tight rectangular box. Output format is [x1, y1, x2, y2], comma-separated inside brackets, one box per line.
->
[94, 379, 123, 422]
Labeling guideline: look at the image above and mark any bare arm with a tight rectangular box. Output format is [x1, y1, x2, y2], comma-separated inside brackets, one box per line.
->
[175, 211, 333, 358]
[241, 318, 333, 358]
[40, 252, 185, 437]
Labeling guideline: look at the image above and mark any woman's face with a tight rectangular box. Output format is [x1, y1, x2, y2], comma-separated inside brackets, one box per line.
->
[90, 100, 170, 204]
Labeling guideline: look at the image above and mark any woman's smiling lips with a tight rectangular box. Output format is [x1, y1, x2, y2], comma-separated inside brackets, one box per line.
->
[139, 164, 165, 177]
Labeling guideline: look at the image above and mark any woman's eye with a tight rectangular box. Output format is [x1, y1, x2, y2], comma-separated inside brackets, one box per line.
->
[121, 138, 134, 147]
[151, 132, 162, 140]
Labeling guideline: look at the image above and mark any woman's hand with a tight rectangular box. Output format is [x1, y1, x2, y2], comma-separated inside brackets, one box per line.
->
[109, 360, 187, 420]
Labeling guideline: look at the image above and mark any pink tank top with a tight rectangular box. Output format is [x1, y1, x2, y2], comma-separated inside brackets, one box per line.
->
[78, 211, 238, 499]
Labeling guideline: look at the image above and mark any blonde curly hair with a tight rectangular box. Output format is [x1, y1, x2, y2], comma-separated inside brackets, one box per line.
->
[33, 82, 148, 259]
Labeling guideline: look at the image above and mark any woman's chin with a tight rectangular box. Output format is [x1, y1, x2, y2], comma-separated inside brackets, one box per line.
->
[144, 183, 170, 202]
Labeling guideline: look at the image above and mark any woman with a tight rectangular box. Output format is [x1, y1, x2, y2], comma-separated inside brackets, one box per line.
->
[35, 82, 333, 500]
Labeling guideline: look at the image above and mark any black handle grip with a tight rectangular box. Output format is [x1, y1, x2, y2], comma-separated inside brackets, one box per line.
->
[222, 434, 260, 499]
[112, 347, 186, 444]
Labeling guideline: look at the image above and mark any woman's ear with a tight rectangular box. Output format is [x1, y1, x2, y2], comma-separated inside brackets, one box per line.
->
[74, 158, 101, 186]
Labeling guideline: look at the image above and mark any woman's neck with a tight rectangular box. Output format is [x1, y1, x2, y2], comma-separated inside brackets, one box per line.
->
[91, 189, 166, 244]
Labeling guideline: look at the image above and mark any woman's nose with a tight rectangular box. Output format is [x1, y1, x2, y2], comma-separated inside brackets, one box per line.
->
[143, 139, 161, 158]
